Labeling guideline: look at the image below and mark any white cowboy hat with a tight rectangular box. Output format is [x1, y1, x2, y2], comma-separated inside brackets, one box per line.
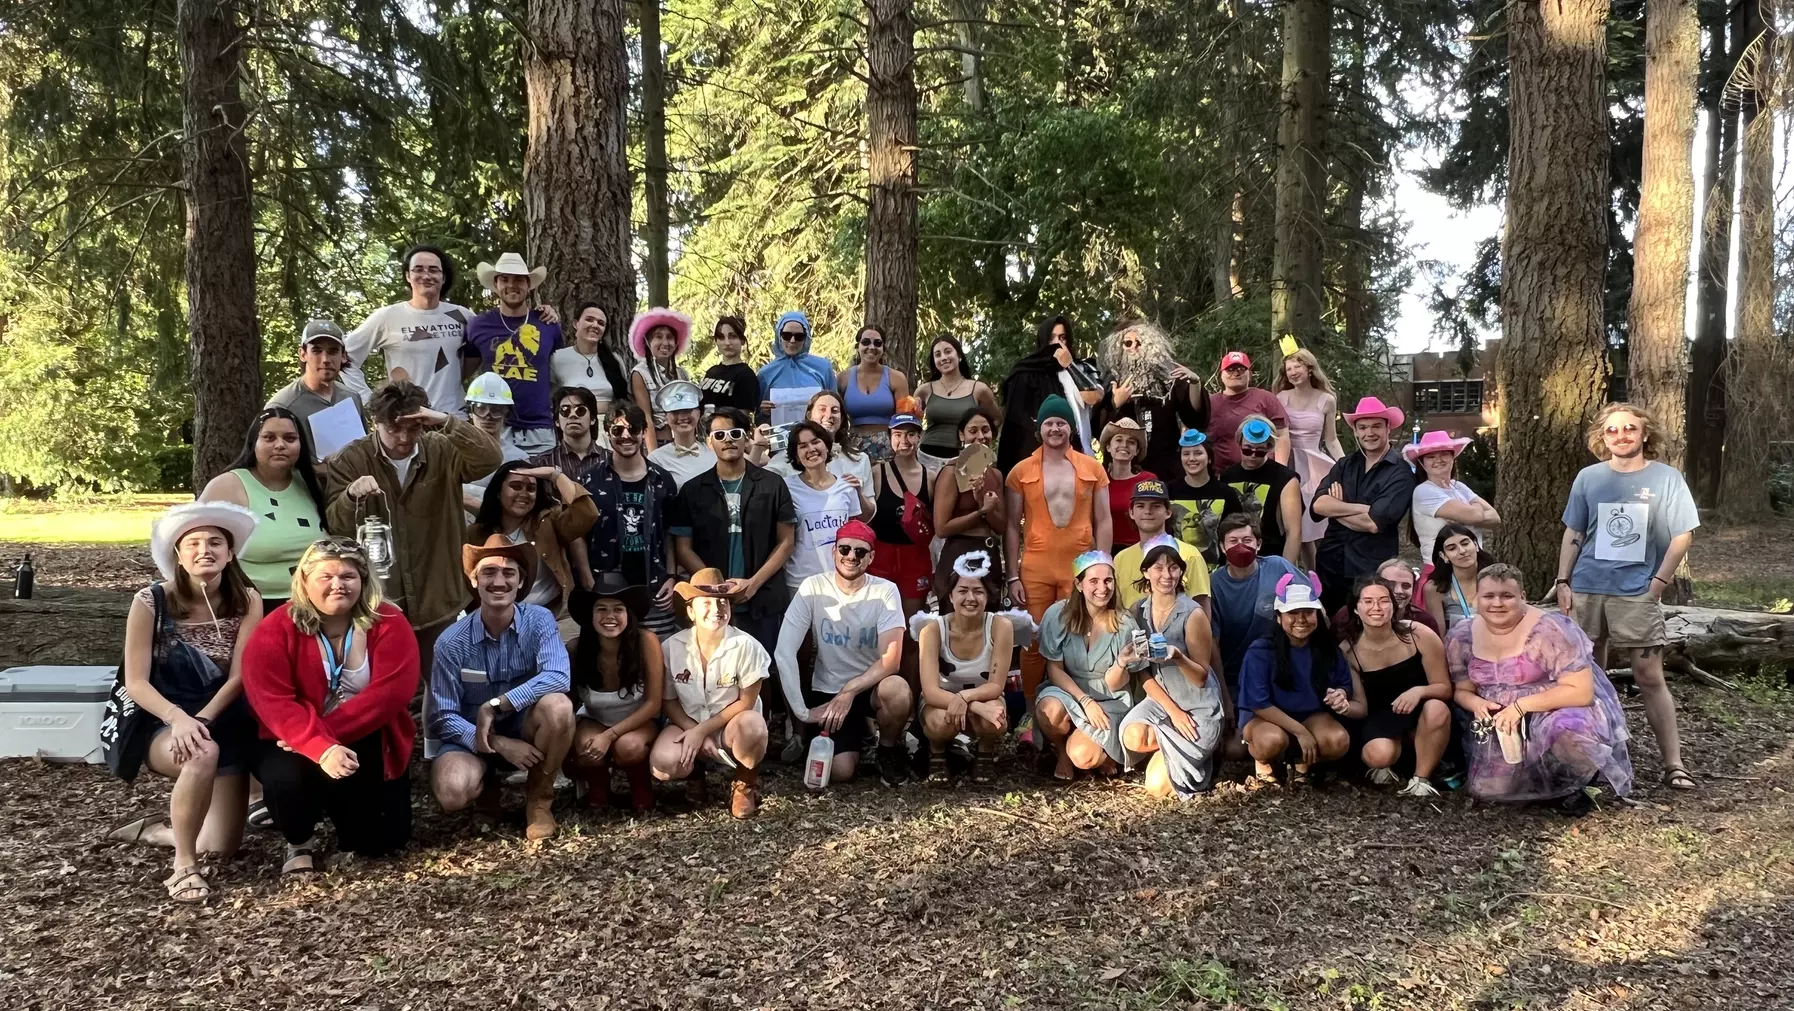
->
[149, 502, 260, 581]
[475, 252, 547, 291]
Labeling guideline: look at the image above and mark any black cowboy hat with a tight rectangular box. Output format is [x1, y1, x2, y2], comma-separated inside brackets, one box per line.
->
[568, 570, 652, 625]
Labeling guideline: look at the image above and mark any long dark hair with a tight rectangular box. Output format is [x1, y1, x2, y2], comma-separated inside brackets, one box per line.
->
[1271, 615, 1337, 700]
[226, 407, 327, 530]
[1035, 314, 1074, 355]
[1337, 576, 1413, 647]
[927, 334, 976, 382]
[1428, 522, 1495, 593]
[572, 614, 651, 695]
[474, 460, 555, 533]
[573, 301, 631, 394]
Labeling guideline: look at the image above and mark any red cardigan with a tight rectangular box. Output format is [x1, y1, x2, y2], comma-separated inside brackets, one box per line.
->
[242, 602, 420, 781]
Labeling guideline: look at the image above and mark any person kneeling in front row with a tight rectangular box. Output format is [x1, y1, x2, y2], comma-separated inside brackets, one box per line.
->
[1237, 573, 1361, 787]
[916, 550, 1015, 784]
[427, 535, 576, 841]
[650, 570, 769, 818]
[777, 519, 912, 787]
[243, 538, 420, 875]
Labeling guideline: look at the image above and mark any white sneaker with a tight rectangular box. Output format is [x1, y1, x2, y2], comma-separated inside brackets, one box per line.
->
[1367, 766, 1401, 786]
[1397, 776, 1441, 798]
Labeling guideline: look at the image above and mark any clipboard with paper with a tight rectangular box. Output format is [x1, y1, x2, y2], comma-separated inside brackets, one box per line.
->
[308, 397, 367, 460]
[768, 386, 815, 427]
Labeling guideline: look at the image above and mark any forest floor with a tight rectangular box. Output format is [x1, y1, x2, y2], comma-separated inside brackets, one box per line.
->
[1, 678, 1791, 1010]
[2, 515, 1792, 1008]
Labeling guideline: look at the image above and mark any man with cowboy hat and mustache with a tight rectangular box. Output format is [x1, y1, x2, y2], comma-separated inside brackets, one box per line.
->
[426, 533, 576, 841]
[1310, 396, 1419, 615]
[467, 252, 561, 456]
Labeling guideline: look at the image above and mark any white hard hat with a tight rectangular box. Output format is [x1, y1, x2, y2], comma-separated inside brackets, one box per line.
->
[465, 372, 514, 406]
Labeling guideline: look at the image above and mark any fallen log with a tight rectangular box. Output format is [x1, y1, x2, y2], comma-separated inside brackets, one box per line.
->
[0, 585, 132, 669]
[1661, 605, 1794, 675]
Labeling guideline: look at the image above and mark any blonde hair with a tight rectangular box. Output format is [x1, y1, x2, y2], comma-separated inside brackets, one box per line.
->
[1271, 348, 1336, 396]
[1063, 565, 1122, 637]
[1585, 402, 1661, 461]
[287, 537, 384, 635]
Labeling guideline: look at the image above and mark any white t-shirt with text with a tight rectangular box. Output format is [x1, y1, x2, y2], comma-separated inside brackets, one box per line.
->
[341, 300, 473, 416]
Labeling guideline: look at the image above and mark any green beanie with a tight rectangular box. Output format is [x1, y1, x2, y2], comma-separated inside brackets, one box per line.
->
[1036, 394, 1077, 428]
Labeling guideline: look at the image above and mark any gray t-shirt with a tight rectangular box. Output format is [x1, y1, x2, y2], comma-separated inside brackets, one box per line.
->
[266, 379, 366, 461]
[1562, 460, 1699, 597]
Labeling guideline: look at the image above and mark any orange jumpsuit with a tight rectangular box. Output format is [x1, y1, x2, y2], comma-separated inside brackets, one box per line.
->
[1006, 447, 1110, 697]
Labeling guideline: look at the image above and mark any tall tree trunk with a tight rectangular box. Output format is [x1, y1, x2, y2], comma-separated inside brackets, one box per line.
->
[1718, 0, 1777, 522]
[179, 0, 261, 491]
[1627, 0, 1699, 468]
[1211, 0, 1244, 308]
[524, 0, 635, 352]
[1686, 0, 1735, 507]
[951, 0, 988, 113]
[1337, 12, 1372, 349]
[865, 0, 919, 377]
[641, 0, 670, 307]
[1271, 0, 1329, 346]
[1494, 0, 1612, 591]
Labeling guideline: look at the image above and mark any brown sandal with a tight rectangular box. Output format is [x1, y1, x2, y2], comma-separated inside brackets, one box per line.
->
[164, 865, 211, 904]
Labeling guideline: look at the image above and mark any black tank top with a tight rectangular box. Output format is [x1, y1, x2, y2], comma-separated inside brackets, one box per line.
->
[1350, 647, 1428, 710]
[871, 460, 928, 544]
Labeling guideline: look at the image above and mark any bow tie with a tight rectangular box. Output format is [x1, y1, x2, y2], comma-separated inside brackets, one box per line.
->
[671, 442, 704, 457]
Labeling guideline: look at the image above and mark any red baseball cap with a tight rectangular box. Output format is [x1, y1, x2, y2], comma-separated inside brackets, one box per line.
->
[1220, 350, 1252, 370]
[836, 519, 877, 546]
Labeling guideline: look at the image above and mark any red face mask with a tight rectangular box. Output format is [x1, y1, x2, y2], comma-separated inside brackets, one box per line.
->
[1224, 544, 1258, 568]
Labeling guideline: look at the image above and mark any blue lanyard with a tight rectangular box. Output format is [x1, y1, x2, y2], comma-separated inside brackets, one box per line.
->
[1450, 574, 1474, 617]
[318, 628, 355, 695]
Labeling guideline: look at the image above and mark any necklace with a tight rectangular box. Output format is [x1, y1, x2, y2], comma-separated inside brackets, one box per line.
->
[498, 307, 528, 336]
[937, 375, 971, 399]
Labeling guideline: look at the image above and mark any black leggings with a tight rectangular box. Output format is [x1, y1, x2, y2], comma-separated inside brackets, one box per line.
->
[254, 735, 411, 856]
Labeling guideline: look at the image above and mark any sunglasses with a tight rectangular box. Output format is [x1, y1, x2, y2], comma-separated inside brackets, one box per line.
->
[709, 427, 748, 442]
[781, 331, 806, 341]
[1239, 445, 1269, 458]
[558, 404, 591, 418]
[1604, 423, 1640, 435]
[859, 337, 884, 348]
[835, 544, 871, 561]
[1222, 364, 1249, 373]
[609, 424, 639, 438]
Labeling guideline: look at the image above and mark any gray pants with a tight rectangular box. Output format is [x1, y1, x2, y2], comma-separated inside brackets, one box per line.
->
[1122, 697, 1221, 797]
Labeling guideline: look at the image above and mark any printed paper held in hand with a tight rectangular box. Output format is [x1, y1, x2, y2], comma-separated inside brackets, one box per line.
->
[308, 398, 367, 460]
[769, 386, 814, 427]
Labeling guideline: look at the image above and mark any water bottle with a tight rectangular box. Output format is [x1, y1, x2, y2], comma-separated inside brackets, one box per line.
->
[13, 552, 33, 600]
[804, 732, 834, 790]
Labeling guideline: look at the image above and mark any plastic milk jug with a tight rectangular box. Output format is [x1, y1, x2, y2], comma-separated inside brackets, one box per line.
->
[804, 732, 834, 790]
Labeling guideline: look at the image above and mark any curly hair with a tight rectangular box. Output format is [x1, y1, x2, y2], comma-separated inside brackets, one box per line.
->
[1101, 320, 1177, 403]
[366, 380, 431, 426]
[1585, 402, 1662, 461]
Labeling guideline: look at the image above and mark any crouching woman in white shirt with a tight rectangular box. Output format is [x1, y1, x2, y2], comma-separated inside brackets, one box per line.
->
[915, 551, 1016, 785]
[650, 569, 770, 819]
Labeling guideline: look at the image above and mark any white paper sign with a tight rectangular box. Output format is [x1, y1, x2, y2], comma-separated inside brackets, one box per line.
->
[769, 386, 816, 427]
[308, 397, 367, 460]
[1594, 502, 1648, 563]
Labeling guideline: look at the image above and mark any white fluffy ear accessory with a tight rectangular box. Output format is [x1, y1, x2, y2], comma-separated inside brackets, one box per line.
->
[952, 550, 992, 580]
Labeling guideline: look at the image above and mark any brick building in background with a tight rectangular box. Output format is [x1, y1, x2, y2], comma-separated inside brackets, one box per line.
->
[1391, 340, 1500, 437]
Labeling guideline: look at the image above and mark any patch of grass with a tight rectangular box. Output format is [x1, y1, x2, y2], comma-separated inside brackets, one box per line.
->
[0, 496, 181, 544]
[1694, 579, 1794, 613]
[1103, 959, 1242, 1009]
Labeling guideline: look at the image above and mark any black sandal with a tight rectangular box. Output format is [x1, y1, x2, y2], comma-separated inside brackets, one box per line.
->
[1662, 766, 1698, 791]
[282, 838, 319, 876]
[245, 799, 275, 832]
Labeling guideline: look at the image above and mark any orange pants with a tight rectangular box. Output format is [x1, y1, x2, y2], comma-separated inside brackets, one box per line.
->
[1018, 543, 1081, 700]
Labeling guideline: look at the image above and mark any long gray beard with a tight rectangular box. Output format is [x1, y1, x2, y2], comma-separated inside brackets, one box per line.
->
[1116, 357, 1173, 403]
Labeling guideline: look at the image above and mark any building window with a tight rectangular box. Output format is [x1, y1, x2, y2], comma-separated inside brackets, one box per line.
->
[1413, 380, 1485, 415]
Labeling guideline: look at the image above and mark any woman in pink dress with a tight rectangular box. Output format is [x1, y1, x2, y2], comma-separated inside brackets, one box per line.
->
[1273, 349, 1346, 564]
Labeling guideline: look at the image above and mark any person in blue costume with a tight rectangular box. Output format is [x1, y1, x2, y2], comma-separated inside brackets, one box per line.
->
[756, 310, 837, 422]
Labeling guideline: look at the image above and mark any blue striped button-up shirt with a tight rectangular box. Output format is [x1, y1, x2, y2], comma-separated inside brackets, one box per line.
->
[428, 603, 570, 753]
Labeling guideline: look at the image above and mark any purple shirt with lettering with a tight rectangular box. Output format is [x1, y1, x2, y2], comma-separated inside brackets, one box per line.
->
[466, 308, 561, 431]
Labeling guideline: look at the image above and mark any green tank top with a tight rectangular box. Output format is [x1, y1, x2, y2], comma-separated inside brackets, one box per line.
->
[232, 468, 323, 600]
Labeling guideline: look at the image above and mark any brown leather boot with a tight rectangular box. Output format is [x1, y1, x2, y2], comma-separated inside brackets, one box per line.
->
[729, 767, 760, 819]
[523, 770, 558, 842]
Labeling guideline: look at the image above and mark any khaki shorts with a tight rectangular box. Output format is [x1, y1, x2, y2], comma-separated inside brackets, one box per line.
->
[1570, 591, 1666, 649]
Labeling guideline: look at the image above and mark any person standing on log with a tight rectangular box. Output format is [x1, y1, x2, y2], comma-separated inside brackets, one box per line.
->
[1556, 403, 1699, 793]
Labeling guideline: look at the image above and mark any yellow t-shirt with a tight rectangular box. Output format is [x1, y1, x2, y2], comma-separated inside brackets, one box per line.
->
[1114, 537, 1212, 609]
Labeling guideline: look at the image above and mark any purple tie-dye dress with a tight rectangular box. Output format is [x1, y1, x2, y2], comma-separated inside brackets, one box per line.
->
[1446, 610, 1633, 802]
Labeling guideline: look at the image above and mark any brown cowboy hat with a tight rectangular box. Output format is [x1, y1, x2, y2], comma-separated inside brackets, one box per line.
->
[673, 567, 735, 601]
[462, 533, 538, 582]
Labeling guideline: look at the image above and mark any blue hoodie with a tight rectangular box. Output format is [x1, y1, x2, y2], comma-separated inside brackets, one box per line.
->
[757, 310, 836, 401]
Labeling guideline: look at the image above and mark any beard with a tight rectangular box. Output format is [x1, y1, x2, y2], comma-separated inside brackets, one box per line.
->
[1115, 353, 1174, 402]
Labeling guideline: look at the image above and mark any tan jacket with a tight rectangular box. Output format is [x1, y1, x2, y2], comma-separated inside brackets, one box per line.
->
[467, 472, 598, 616]
[326, 417, 503, 628]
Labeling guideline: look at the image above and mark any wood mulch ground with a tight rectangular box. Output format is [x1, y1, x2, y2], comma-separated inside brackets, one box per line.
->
[2, 679, 1790, 1010]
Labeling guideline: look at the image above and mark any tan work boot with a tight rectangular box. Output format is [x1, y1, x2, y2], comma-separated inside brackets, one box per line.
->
[523, 769, 558, 842]
[729, 767, 760, 819]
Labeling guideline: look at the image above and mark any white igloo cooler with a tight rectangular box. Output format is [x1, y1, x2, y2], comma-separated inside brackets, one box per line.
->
[0, 666, 119, 763]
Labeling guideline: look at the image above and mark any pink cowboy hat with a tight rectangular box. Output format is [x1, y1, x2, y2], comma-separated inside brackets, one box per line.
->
[1402, 428, 1472, 464]
[629, 307, 693, 360]
[1343, 396, 1405, 428]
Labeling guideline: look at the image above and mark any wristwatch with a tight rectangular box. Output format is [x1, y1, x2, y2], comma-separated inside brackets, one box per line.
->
[486, 696, 508, 715]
